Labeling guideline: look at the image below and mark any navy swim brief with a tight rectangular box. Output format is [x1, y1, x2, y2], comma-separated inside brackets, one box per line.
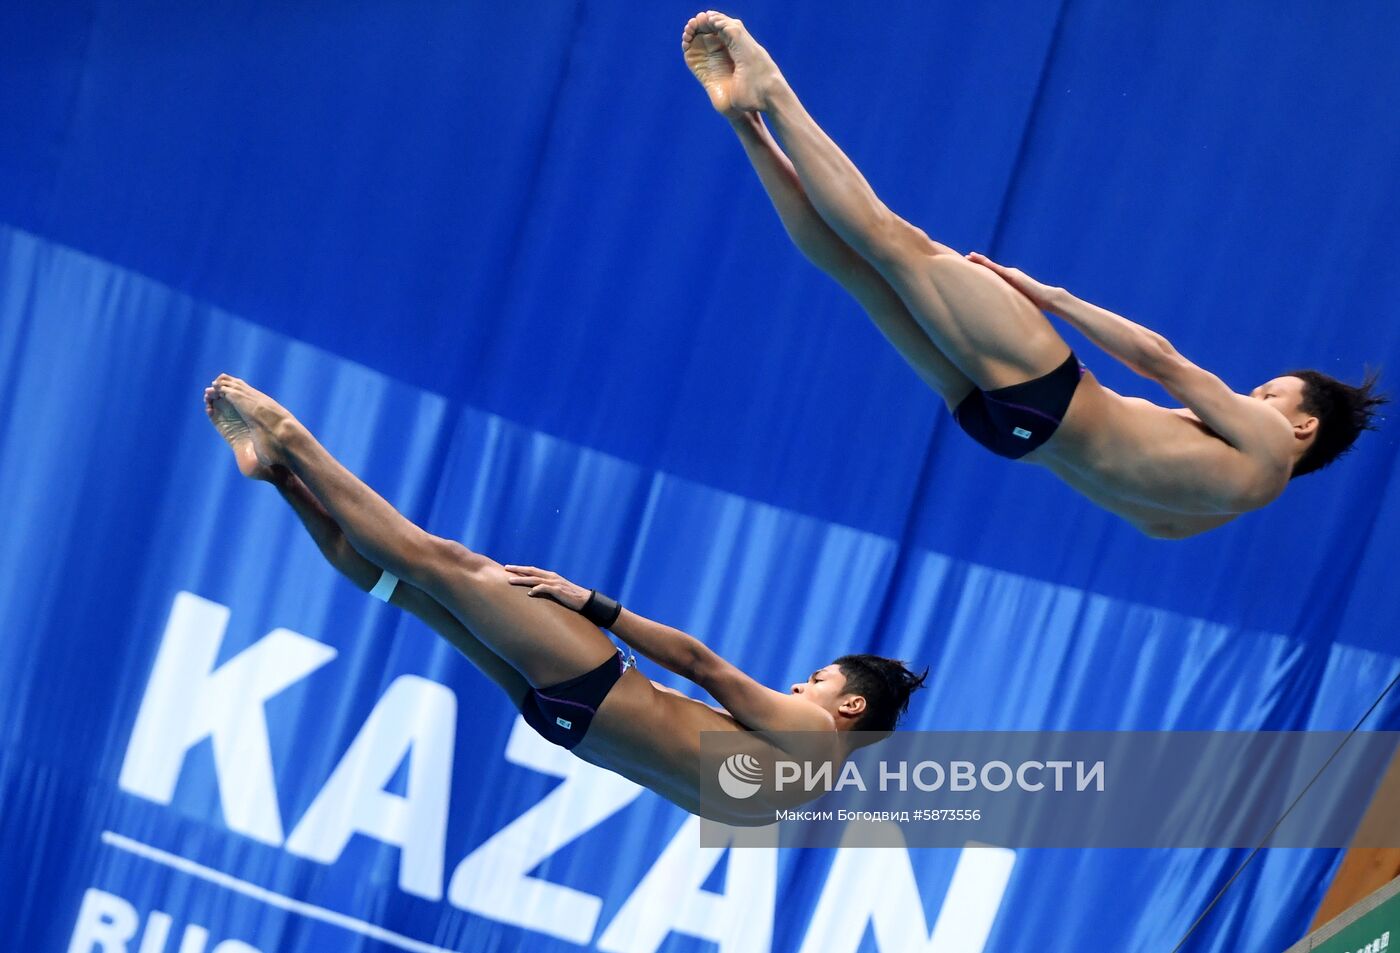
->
[953, 351, 1085, 459]
[519, 651, 631, 749]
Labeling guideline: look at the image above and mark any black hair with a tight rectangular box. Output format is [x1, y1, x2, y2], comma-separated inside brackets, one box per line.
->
[1286, 369, 1387, 477]
[833, 654, 928, 733]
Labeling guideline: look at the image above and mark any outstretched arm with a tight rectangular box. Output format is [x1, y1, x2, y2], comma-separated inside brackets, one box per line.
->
[966, 254, 1184, 380]
[502, 564, 713, 677]
[969, 254, 1295, 493]
[728, 112, 966, 399]
[614, 608, 823, 732]
[504, 566, 829, 733]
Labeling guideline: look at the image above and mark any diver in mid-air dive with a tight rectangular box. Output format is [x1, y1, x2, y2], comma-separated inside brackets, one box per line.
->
[204, 375, 925, 823]
[682, 11, 1384, 539]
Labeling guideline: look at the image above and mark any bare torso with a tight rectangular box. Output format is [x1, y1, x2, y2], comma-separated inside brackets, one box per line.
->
[576, 669, 835, 824]
[1026, 371, 1291, 538]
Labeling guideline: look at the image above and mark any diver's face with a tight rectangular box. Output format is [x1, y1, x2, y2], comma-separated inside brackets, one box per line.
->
[790, 664, 850, 713]
[1249, 375, 1308, 421]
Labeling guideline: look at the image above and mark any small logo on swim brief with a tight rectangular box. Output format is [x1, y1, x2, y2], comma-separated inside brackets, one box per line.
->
[555, 717, 572, 730]
[718, 753, 764, 800]
[1012, 426, 1033, 439]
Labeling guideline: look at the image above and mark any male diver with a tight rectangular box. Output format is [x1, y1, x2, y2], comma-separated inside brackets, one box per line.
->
[205, 376, 925, 823]
[682, 11, 1384, 539]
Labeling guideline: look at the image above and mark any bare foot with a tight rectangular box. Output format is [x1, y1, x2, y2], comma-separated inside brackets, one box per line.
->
[204, 388, 280, 481]
[681, 11, 783, 114]
[210, 375, 296, 472]
[682, 12, 746, 116]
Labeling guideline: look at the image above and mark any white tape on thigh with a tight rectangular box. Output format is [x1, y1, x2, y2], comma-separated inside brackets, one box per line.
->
[369, 570, 399, 602]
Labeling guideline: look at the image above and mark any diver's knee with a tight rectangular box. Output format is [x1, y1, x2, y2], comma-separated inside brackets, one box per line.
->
[866, 217, 951, 268]
[416, 535, 490, 588]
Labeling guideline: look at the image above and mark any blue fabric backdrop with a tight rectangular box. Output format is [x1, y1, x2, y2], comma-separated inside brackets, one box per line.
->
[3, 2, 1399, 951]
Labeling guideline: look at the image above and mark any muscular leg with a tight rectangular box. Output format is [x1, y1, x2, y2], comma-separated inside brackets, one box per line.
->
[205, 389, 529, 699]
[726, 110, 972, 409]
[211, 377, 618, 688]
[684, 16, 972, 407]
[695, 13, 1070, 390]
